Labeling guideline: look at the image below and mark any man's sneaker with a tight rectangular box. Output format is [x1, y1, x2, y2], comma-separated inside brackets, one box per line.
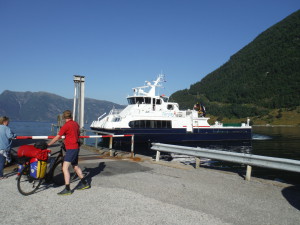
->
[76, 182, 90, 190]
[57, 188, 72, 195]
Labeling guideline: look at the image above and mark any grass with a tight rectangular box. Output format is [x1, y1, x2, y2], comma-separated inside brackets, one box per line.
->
[207, 107, 300, 127]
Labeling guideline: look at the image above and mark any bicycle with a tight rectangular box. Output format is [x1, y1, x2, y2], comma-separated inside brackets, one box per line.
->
[17, 141, 66, 196]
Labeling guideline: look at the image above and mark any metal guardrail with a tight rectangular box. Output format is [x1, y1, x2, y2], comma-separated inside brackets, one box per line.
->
[151, 143, 300, 181]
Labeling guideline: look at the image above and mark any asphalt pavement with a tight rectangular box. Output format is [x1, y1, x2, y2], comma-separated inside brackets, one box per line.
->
[1, 143, 300, 225]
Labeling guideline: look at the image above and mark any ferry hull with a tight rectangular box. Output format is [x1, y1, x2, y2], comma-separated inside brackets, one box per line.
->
[91, 128, 252, 143]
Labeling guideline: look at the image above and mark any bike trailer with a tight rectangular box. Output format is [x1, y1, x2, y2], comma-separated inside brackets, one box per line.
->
[29, 158, 47, 179]
[17, 145, 50, 161]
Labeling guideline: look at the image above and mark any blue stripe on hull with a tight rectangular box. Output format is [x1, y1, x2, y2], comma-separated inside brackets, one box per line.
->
[91, 128, 252, 143]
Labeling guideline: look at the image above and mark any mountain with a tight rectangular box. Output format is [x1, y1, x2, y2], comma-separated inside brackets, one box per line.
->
[170, 10, 300, 125]
[0, 90, 124, 122]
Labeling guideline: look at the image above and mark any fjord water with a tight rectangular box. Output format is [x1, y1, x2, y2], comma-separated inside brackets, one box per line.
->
[9, 122, 300, 183]
[250, 126, 300, 183]
[252, 126, 300, 160]
[10, 121, 54, 136]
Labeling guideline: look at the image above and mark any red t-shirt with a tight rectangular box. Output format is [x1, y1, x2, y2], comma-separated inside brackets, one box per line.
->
[58, 120, 80, 150]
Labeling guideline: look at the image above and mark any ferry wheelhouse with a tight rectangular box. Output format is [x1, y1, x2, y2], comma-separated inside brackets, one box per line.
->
[90, 74, 252, 143]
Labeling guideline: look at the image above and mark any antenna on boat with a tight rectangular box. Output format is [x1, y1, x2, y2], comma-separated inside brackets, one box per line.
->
[160, 70, 166, 81]
[131, 73, 167, 97]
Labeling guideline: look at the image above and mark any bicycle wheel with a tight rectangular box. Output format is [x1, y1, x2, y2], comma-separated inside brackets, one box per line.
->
[51, 160, 65, 186]
[51, 160, 77, 185]
[17, 164, 42, 196]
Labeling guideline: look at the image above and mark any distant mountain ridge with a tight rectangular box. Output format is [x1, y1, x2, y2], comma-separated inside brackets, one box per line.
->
[170, 10, 300, 125]
[0, 90, 124, 122]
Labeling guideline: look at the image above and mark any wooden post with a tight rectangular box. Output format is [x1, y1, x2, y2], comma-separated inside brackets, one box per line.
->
[195, 157, 201, 169]
[156, 151, 160, 162]
[109, 136, 113, 156]
[246, 165, 252, 181]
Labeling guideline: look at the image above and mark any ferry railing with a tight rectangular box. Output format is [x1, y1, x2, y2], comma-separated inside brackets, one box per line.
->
[151, 143, 300, 181]
[109, 108, 123, 115]
[97, 112, 106, 121]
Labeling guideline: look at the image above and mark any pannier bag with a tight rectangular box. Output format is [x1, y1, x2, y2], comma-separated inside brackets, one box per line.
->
[34, 141, 48, 150]
[30, 158, 47, 179]
[17, 157, 30, 176]
[17, 164, 24, 176]
[17, 145, 50, 161]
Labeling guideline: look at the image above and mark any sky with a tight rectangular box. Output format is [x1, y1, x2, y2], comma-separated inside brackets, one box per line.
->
[0, 0, 299, 105]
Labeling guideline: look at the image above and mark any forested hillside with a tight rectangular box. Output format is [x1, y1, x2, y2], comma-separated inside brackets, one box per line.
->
[171, 10, 300, 125]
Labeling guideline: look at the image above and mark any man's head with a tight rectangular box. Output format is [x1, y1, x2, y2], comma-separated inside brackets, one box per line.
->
[63, 110, 73, 120]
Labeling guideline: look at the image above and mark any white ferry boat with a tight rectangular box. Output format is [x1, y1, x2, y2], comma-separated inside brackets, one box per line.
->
[90, 74, 252, 143]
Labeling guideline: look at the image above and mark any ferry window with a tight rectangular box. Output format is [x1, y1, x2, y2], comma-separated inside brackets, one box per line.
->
[167, 105, 174, 110]
[128, 97, 152, 104]
[127, 98, 135, 105]
[156, 99, 161, 105]
[162, 97, 169, 102]
[140, 120, 146, 128]
[136, 97, 144, 104]
[162, 120, 167, 128]
[129, 121, 139, 128]
[145, 97, 151, 104]
[150, 120, 156, 128]
[145, 120, 151, 128]
[129, 120, 171, 128]
[113, 117, 121, 122]
[156, 120, 162, 127]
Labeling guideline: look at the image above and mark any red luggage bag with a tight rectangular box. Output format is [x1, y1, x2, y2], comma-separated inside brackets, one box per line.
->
[17, 145, 50, 161]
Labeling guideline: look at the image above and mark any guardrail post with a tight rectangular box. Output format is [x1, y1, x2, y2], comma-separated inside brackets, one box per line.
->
[156, 151, 160, 162]
[195, 157, 201, 169]
[246, 165, 252, 181]
[109, 136, 113, 156]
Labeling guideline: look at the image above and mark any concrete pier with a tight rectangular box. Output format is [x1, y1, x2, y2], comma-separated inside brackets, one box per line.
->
[1, 143, 300, 225]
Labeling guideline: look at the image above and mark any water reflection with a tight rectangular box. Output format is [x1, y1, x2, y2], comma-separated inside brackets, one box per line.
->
[252, 133, 272, 140]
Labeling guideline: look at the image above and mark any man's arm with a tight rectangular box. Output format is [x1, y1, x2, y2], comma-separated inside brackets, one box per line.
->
[48, 134, 61, 146]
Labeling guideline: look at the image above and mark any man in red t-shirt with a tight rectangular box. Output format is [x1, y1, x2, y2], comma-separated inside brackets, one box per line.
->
[48, 110, 89, 195]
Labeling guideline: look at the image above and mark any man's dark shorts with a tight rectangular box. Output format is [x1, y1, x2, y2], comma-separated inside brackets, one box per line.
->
[64, 149, 79, 165]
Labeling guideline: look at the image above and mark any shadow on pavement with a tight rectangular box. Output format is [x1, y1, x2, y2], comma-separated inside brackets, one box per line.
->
[4, 168, 18, 178]
[282, 185, 300, 210]
[16, 159, 152, 195]
[83, 162, 106, 187]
